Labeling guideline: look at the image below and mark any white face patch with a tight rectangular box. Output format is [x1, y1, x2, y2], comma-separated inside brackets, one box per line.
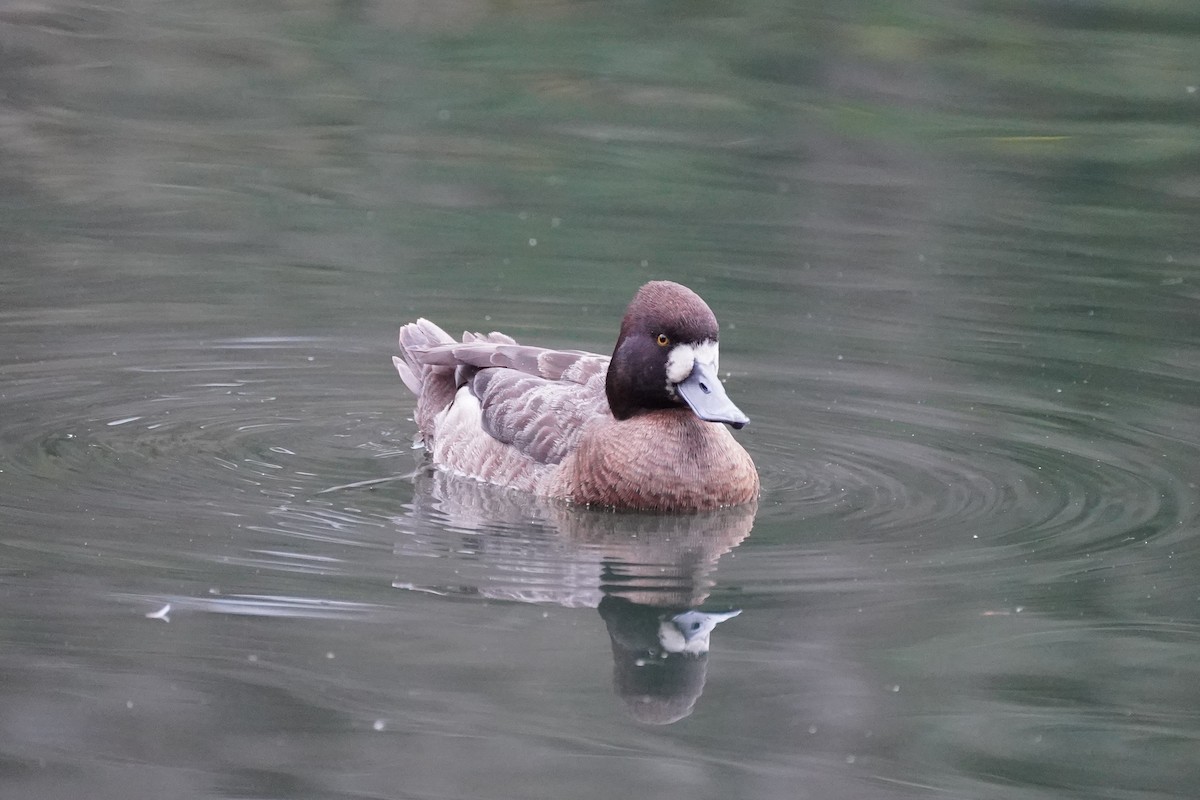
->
[665, 339, 718, 385]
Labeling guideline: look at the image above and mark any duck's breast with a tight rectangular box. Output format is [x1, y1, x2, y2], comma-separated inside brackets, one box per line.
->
[560, 410, 758, 511]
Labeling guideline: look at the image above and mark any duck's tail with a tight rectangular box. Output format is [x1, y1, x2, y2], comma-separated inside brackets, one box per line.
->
[395, 320, 521, 438]
[395, 319, 452, 393]
[394, 319, 457, 437]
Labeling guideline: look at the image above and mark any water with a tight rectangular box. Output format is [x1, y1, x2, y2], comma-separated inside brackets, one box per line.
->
[2, 1, 1199, 798]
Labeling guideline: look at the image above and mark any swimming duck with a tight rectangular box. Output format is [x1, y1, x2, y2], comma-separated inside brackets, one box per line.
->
[392, 280, 758, 511]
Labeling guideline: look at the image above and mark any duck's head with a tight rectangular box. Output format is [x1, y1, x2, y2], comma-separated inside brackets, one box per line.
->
[605, 281, 750, 428]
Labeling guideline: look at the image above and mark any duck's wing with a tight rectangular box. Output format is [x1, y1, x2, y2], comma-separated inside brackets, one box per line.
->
[416, 336, 609, 385]
[468, 367, 609, 465]
[409, 334, 612, 466]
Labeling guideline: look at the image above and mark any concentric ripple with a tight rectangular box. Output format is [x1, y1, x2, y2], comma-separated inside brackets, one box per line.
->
[748, 359, 1198, 565]
[5, 337, 389, 485]
[2, 325, 1197, 602]
[0, 334, 408, 580]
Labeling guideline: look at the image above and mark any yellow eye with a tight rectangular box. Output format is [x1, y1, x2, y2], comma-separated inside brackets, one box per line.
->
[656, 333, 670, 347]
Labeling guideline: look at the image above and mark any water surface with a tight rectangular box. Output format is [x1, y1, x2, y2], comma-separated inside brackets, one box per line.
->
[2, 1, 1199, 798]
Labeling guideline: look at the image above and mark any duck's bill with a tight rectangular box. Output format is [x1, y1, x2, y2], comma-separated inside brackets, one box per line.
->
[676, 361, 750, 429]
[660, 609, 742, 654]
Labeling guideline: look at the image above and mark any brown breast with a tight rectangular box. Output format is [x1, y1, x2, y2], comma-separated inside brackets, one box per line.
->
[561, 409, 759, 511]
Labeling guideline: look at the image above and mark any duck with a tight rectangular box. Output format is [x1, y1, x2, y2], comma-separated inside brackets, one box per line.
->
[392, 280, 759, 511]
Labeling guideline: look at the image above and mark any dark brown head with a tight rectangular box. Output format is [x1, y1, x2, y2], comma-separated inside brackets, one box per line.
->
[605, 281, 749, 428]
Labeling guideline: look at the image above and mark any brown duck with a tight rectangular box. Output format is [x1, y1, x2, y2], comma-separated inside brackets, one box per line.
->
[393, 281, 759, 511]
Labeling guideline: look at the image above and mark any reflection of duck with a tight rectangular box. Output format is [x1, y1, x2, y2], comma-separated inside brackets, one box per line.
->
[392, 281, 758, 510]
[405, 469, 756, 608]
[396, 470, 755, 723]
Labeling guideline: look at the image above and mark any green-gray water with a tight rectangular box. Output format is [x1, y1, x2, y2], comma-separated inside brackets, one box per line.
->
[2, 2, 1198, 798]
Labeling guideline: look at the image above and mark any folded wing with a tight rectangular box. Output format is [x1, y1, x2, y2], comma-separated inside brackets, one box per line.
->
[398, 320, 612, 466]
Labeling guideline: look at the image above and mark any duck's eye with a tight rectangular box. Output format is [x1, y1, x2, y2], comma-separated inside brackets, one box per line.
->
[656, 333, 670, 347]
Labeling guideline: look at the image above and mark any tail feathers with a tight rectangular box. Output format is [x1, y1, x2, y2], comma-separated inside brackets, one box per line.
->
[392, 356, 420, 395]
[396, 318, 458, 436]
[395, 320, 526, 437]
[395, 318, 454, 393]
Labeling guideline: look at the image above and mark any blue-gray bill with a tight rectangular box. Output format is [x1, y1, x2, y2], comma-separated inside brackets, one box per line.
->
[676, 360, 750, 429]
